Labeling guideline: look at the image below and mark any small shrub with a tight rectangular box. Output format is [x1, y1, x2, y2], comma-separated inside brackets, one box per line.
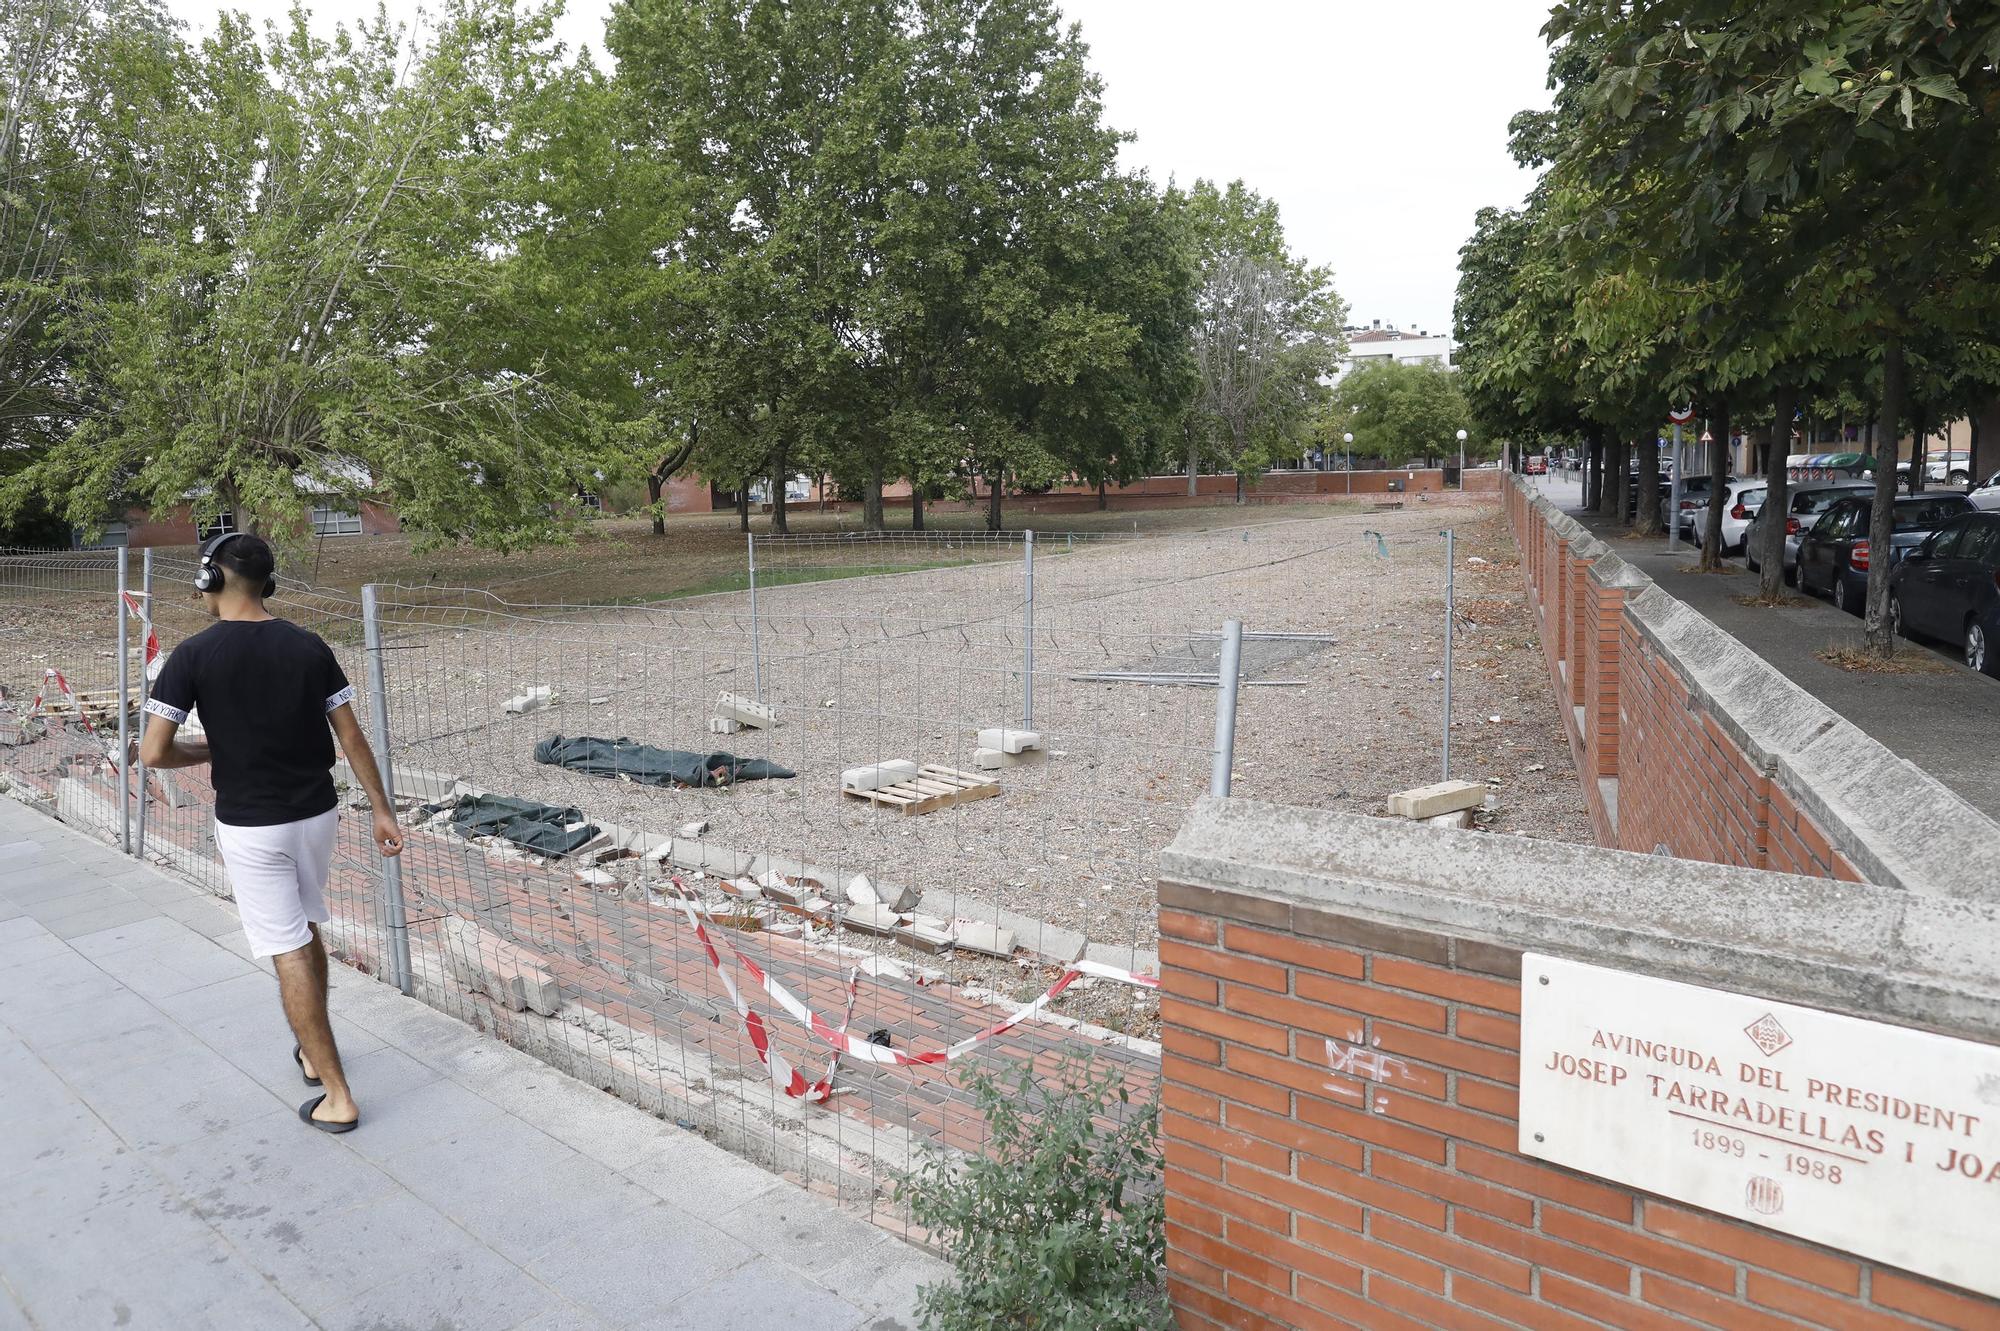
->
[900, 1050, 1168, 1331]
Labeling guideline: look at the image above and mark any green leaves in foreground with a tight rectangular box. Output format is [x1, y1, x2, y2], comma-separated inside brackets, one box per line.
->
[899, 1051, 1167, 1331]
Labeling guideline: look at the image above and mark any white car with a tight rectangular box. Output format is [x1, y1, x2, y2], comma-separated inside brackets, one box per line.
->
[1690, 479, 1766, 555]
[1972, 471, 2000, 512]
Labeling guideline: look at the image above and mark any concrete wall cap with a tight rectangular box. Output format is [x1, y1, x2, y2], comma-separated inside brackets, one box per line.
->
[1162, 797, 2000, 1043]
[1585, 547, 1655, 591]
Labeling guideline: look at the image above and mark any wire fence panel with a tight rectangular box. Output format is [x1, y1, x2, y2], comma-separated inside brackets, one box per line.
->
[0, 505, 1470, 1234]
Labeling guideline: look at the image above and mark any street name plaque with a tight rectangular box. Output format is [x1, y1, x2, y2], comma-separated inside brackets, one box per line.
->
[1520, 953, 2000, 1297]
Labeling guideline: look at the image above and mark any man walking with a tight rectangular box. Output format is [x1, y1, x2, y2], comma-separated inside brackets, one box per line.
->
[140, 532, 403, 1132]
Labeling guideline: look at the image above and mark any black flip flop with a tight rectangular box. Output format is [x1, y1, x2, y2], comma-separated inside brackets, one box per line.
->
[294, 1044, 321, 1087]
[298, 1094, 358, 1134]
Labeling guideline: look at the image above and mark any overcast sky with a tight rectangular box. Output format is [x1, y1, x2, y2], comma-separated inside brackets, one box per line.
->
[164, 0, 1556, 336]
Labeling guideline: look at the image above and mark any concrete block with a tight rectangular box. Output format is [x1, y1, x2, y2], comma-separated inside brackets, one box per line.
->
[677, 820, 709, 839]
[894, 920, 955, 953]
[841, 760, 917, 792]
[502, 685, 554, 715]
[1420, 809, 1472, 830]
[575, 867, 618, 887]
[951, 921, 1016, 958]
[972, 747, 1046, 771]
[706, 716, 743, 735]
[715, 691, 777, 729]
[844, 875, 880, 907]
[840, 903, 907, 937]
[1386, 780, 1487, 820]
[1083, 941, 1160, 979]
[666, 840, 755, 878]
[977, 727, 1042, 755]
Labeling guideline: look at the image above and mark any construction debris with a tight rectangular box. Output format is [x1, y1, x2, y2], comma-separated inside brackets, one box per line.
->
[441, 917, 562, 1015]
[502, 685, 555, 715]
[1386, 779, 1487, 820]
[841, 759, 918, 793]
[714, 691, 777, 730]
[843, 764, 999, 816]
[706, 717, 743, 735]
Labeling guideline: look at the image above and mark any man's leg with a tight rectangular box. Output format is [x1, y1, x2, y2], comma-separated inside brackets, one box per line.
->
[295, 923, 330, 1081]
[275, 938, 357, 1124]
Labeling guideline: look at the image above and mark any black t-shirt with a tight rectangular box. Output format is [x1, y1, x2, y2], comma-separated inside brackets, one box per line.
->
[145, 619, 355, 827]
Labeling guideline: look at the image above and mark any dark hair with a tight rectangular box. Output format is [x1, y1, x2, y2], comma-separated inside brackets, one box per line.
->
[217, 533, 276, 589]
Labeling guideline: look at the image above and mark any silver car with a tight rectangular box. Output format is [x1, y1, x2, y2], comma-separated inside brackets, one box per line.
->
[1745, 481, 1876, 582]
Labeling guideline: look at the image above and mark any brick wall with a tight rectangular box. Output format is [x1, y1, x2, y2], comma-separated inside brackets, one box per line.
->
[1504, 480, 1867, 881]
[1157, 881, 1996, 1331]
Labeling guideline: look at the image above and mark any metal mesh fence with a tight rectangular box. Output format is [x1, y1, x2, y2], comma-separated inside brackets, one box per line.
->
[0, 511, 1462, 1232]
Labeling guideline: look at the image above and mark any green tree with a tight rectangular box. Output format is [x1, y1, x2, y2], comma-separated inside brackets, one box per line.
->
[1326, 360, 1473, 469]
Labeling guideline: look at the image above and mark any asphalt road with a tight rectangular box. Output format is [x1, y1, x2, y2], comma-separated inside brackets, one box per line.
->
[1533, 473, 2000, 823]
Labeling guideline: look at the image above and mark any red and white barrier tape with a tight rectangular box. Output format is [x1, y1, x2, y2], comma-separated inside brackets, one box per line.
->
[28, 669, 94, 735]
[674, 887, 1158, 1096]
[120, 591, 160, 667]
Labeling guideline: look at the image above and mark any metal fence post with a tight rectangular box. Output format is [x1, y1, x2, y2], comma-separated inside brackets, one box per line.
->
[1209, 619, 1243, 797]
[115, 546, 131, 855]
[1442, 528, 1456, 781]
[135, 549, 152, 860]
[1667, 422, 1683, 551]
[747, 533, 762, 702]
[1023, 530, 1034, 728]
[361, 585, 414, 997]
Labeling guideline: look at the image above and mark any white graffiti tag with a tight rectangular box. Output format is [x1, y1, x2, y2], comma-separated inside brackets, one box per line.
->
[1324, 1037, 1416, 1112]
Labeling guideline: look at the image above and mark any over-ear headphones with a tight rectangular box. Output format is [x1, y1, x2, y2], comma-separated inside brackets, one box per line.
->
[193, 531, 278, 598]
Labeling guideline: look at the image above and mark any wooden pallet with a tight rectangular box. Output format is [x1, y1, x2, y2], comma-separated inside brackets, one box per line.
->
[842, 764, 1000, 816]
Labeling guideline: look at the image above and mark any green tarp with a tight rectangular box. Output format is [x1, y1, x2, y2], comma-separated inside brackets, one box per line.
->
[440, 794, 600, 857]
[532, 734, 796, 788]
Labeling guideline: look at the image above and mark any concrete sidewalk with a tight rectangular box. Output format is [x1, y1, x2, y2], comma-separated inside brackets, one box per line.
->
[1533, 474, 2000, 822]
[0, 798, 943, 1330]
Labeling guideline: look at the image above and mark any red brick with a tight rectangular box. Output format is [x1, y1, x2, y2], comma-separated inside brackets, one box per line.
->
[1297, 1093, 1449, 1163]
[1162, 939, 1287, 992]
[1298, 1275, 1434, 1331]
[1455, 1077, 1519, 1120]
[1161, 967, 1219, 1005]
[1166, 1244, 1226, 1292]
[1223, 922, 1364, 978]
[1371, 957, 1523, 1014]
[1164, 1193, 1226, 1237]
[1223, 1269, 1356, 1331]
[1544, 1206, 1735, 1291]
[1641, 1203, 1859, 1294]
[1161, 1082, 1218, 1123]
[1226, 1220, 1369, 1297]
[1168, 1221, 1294, 1296]
[1165, 1108, 1290, 1175]
[1455, 1210, 1631, 1290]
[1748, 1272, 1918, 1330]
[1457, 1275, 1633, 1331]
[1292, 1218, 1446, 1292]
[1164, 1137, 1222, 1181]
[1161, 1025, 1221, 1066]
[1369, 1153, 1533, 1225]
[1368, 1273, 1516, 1331]
[1160, 909, 1218, 944]
[1456, 1145, 1635, 1220]
[1457, 1008, 1521, 1050]
[1371, 1022, 1517, 1083]
[1641, 1273, 1807, 1331]
[1223, 1102, 1365, 1171]
[1228, 985, 1364, 1042]
[1369, 1212, 1532, 1292]
[1295, 972, 1448, 1031]
[1223, 1159, 1363, 1234]
[1374, 1087, 1516, 1151]
[1164, 995, 1291, 1055]
[1541, 1274, 1705, 1331]
[1296, 1156, 1447, 1229]
[1168, 1272, 1285, 1331]
[1168, 1056, 1291, 1116]
[1870, 1270, 2000, 1330]
[1232, 1043, 1449, 1108]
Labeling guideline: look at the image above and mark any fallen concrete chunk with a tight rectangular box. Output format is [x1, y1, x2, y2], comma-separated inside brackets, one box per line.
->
[972, 747, 1046, 771]
[952, 921, 1017, 958]
[575, 867, 619, 887]
[706, 716, 743, 735]
[715, 690, 777, 729]
[441, 917, 561, 1016]
[1420, 809, 1472, 830]
[895, 920, 956, 953]
[1386, 779, 1487, 820]
[976, 727, 1042, 755]
[844, 874, 881, 907]
[502, 685, 555, 715]
[677, 819, 710, 839]
[841, 759, 917, 792]
[840, 902, 908, 937]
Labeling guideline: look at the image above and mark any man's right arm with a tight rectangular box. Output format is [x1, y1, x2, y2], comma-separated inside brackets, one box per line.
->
[139, 655, 207, 768]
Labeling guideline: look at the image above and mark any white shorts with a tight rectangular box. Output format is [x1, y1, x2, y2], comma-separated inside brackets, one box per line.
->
[213, 810, 338, 958]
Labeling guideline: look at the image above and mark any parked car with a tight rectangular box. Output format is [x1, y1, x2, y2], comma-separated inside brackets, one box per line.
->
[1744, 481, 1875, 583]
[1971, 471, 2000, 512]
[1667, 473, 1721, 536]
[1888, 511, 2000, 677]
[1689, 479, 1765, 555]
[1897, 451, 1972, 491]
[1525, 454, 1548, 475]
[1798, 493, 1975, 614]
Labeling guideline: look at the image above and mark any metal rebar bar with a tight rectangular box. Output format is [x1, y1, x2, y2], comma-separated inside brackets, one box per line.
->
[748, 533, 762, 702]
[361, 584, 414, 997]
[1442, 528, 1455, 782]
[1209, 619, 1243, 796]
[116, 546, 131, 855]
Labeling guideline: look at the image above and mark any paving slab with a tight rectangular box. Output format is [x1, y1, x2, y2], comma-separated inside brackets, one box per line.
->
[0, 807, 947, 1330]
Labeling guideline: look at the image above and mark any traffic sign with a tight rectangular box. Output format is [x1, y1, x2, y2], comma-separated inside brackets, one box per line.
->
[1668, 405, 1695, 425]
[1699, 430, 1714, 443]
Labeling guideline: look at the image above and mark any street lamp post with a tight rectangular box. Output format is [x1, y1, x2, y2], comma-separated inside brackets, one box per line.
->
[1342, 432, 1354, 495]
[1456, 428, 1468, 487]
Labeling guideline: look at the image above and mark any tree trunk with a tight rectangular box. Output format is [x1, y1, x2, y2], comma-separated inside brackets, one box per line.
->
[1968, 412, 1983, 494]
[1635, 432, 1662, 535]
[736, 485, 750, 533]
[911, 485, 925, 530]
[862, 454, 885, 532]
[646, 474, 666, 536]
[1700, 402, 1730, 570]
[1908, 404, 1926, 493]
[769, 446, 791, 536]
[1610, 439, 1631, 526]
[1186, 431, 1199, 497]
[1234, 470, 1245, 504]
[1864, 339, 1905, 654]
[986, 474, 1003, 531]
[1760, 385, 1796, 599]
[1097, 478, 1107, 511]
